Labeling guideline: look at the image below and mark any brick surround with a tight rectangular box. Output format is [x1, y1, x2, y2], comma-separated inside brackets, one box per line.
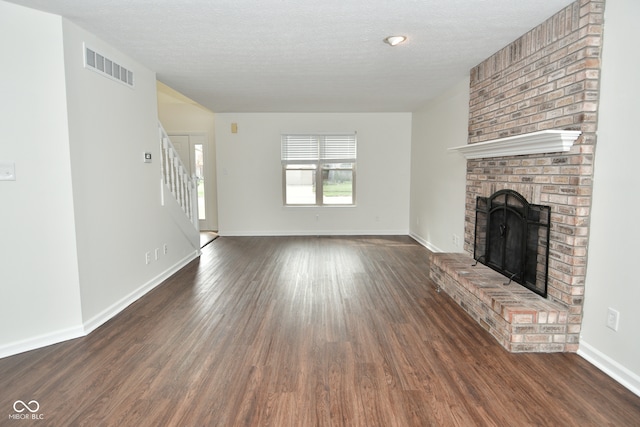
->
[438, 0, 605, 352]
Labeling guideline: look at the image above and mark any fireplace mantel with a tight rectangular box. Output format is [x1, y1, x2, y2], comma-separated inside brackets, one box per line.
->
[449, 130, 582, 159]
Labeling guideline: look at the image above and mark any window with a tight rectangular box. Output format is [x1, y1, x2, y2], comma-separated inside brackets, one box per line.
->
[281, 133, 356, 206]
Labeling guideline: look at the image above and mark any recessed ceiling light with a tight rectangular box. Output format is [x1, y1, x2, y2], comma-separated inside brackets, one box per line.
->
[383, 35, 407, 46]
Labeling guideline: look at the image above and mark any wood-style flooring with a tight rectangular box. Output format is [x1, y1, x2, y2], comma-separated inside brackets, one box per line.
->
[1, 236, 639, 426]
[200, 231, 218, 248]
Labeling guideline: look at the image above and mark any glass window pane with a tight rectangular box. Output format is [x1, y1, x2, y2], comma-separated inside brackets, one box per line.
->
[194, 144, 205, 220]
[286, 164, 315, 170]
[286, 166, 316, 205]
[322, 163, 353, 205]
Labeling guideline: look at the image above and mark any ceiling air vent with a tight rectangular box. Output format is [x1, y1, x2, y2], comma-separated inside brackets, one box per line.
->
[84, 44, 134, 88]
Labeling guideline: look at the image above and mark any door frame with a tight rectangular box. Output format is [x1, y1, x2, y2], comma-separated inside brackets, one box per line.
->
[169, 132, 215, 231]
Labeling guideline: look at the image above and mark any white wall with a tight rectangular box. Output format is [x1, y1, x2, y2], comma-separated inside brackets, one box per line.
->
[215, 113, 411, 235]
[579, 0, 640, 396]
[157, 83, 218, 230]
[0, 1, 83, 356]
[61, 20, 200, 329]
[409, 79, 469, 252]
[0, 1, 202, 358]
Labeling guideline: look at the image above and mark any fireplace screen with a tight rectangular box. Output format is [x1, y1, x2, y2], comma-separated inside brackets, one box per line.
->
[474, 189, 550, 297]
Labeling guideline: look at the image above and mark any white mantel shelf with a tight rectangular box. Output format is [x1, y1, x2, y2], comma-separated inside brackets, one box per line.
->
[449, 130, 582, 159]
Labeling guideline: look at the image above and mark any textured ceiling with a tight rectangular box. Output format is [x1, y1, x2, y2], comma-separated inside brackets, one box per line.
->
[8, 0, 575, 112]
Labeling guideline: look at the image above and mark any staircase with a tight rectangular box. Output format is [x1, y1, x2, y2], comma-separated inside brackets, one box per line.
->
[158, 123, 199, 230]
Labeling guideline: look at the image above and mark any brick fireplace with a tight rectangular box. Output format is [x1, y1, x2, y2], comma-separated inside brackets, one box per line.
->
[429, 0, 604, 352]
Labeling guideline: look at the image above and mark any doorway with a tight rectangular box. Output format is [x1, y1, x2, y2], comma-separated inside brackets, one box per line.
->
[170, 133, 213, 231]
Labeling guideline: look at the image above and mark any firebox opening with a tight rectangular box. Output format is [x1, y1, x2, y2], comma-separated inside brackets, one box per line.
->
[474, 189, 550, 297]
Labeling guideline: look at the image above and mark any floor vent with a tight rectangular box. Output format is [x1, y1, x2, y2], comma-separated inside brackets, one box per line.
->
[84, 44, 134, 88]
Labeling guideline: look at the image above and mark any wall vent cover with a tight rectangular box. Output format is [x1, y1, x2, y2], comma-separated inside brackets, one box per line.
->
[84, 44, 134, 88]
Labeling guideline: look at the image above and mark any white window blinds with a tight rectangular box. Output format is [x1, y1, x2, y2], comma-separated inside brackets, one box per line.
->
[282, 133, 357, 164]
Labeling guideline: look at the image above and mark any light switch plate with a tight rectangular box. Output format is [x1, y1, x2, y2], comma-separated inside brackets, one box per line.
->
[0, 162, 16, 181]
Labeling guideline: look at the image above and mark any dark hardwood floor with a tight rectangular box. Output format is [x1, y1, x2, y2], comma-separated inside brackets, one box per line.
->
[1, 236, 639, 426]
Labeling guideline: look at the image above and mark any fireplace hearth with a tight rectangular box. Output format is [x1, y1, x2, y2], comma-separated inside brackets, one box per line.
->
[473, 189, 550, 297]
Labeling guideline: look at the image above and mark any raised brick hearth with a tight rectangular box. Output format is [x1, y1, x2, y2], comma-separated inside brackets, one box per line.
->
[430, 253, 569, 352]
[438, 0, 604, 352]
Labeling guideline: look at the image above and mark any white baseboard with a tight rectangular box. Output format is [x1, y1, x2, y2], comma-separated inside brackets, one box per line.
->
[218, 229, 410, 237]
[83, 249, 200, 334]
[578, 340, 640, 397]
[0, 250, 200, 360]
[0, 325, 85, 359]
[409, 232, 443, 253]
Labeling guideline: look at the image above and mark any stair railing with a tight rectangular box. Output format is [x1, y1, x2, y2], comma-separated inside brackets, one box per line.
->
[158, 123, 199, 229]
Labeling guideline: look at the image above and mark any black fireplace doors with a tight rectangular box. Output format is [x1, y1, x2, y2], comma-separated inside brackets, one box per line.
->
[474, 189, 550, 297]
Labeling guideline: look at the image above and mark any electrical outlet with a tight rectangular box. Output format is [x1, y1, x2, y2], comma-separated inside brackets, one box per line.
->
[163, 244, 168, 255]
[606, 308, 620, 331]
[145, 251, 151, 265]
[155, 248, 160, 260]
